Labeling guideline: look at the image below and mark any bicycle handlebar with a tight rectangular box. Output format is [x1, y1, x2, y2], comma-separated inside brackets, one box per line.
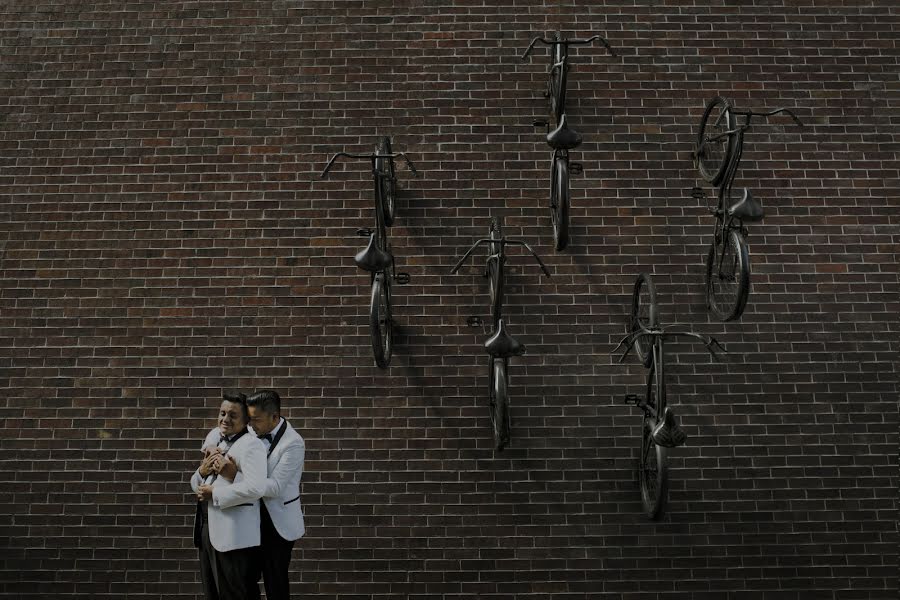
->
[613, 327, 726, 364]
[320, 151, 419, 178]
[743, 107, 804, 127]
[722, 107, 804, 135]
[450, 238, 552, 277]
[521, 34, 616, 60]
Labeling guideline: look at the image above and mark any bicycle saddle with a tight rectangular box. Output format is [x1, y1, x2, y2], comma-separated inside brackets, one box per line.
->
[727, 188, 764, 222]
[484, 319, 525, 357]
[354, 233, 393, 272]
[546, 114, 582, 150]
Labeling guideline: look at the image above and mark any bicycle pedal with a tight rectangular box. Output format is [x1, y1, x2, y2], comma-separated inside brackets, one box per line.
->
[394, 272, 411, 284]
[623, 394, 641, 405]
[569, 162, 584, 174]
[466, 315, 483, 328]
[690, 186, 706, 200]
[356, 228, 374, 237]
[532, 120, 549, 127]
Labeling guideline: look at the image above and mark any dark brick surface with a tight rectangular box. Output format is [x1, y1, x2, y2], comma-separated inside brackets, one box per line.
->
[0, 1, 897, 598]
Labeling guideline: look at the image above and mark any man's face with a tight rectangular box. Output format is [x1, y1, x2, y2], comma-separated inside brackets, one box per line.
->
[218, 400, 247, 437]
[248, 406, 280, 436]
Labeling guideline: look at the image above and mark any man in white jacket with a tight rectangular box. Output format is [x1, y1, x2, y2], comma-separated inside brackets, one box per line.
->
[217, 389, 305, 600]
[190, 392, 267, 600]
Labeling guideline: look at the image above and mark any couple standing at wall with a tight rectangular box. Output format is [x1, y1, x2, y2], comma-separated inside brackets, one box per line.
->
[189, 390, 306, 600]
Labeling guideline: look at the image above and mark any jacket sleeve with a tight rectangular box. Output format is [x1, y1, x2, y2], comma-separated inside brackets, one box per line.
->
[212, 438, 267, 509]
[190, 429, 218, 493]
[190, 469, 204, 493]
[263, 437, 305, 499]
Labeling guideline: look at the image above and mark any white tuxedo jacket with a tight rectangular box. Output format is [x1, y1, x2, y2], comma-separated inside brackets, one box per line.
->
[190, 428, 267, 553]
[253, 420, 306, 542]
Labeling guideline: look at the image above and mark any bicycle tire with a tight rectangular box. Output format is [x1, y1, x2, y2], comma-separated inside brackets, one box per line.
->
[487, 258, 503, 326]
[369, 272, 393, 368]
[490, 357, 511, 451]
[639, 359, 668, 519]
[696, 96, 736, 186]
[630, 272, 659, 368]
[551, 153, 569, 250]
[486, 217, 503, 323]
[376, 136, 396, 226]
[550, 31, 567, 124]
[705, 227, 750, 321]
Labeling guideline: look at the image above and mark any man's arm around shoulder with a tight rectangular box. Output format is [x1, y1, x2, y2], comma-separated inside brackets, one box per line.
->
[212, 437, 267, 509]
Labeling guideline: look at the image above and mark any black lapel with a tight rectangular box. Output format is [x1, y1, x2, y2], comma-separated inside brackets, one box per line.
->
[228, 428, 248, 445]
[267, 420, 288, 456]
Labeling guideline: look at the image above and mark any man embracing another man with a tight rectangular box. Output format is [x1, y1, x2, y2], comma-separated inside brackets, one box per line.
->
[191, 390, 306, 600]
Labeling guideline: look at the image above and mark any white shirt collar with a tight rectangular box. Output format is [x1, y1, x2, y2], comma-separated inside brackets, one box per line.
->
[251, 418, 285, 441]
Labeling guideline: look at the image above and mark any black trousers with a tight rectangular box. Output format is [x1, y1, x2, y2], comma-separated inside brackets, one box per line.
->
[198, 505, 260, 600]
[258, 503, 296, 600]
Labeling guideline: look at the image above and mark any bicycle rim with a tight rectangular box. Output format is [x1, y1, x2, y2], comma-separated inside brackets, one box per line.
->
[696, 96, 735, 186]
[630, 273, 659, 368]
[370, 273, 393, 368]
[639, 360, 668, 519]
[376, 137, 396, 226]
[551, 154, 569, 250]
[705, 228, 750, 321]
[490, 358, 510, 450]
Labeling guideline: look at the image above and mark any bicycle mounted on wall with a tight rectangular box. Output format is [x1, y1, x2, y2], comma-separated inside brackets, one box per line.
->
[321, 137, 418, 369]
[693, 96, 803, 321]
[450, 216, 551, 451]
[614, 273, 726, 519]
[523, 31, 616, 251]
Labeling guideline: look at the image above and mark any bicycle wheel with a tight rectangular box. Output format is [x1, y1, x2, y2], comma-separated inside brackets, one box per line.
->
[487, 257, 503, 325]
[550, 32, 566, 123]
[369, 272, 393, 368]
[550, 153, 569, 250]
[630, 272, 659, 368]
[376, 136, 396, 226]
[696, 96, 735, 186]
[639, 359, 668, 519]
[489, 357, 511, 451]
[705, 227, 750, 321]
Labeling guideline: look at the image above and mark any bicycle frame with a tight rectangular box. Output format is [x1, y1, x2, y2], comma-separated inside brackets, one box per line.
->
[695, 100, 803, 320]
[320, 145, 418, 368]
[525, 33, 613, 251]
[451, 219, 551, 450]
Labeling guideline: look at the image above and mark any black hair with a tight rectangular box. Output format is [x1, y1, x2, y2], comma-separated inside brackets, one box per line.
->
[246, 389, 281, 416]
[221, 391, 249, 422]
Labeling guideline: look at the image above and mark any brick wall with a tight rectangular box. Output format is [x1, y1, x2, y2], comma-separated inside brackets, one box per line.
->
[1, 1, 897, 598]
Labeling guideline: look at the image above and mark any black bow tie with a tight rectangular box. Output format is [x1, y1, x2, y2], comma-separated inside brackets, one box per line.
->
[219, 434, 231, 445]
[259, 433, 273, 443]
